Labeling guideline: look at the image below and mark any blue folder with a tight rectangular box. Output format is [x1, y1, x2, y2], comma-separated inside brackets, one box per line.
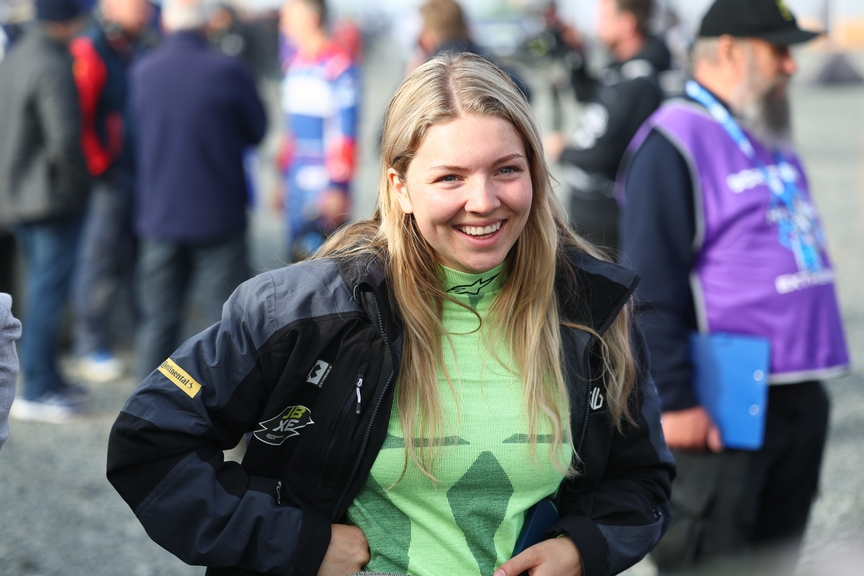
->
[689, 332, 771, 450]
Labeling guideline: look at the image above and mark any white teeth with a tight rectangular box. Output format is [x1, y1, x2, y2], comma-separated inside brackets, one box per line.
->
[459, 221, 502, 236]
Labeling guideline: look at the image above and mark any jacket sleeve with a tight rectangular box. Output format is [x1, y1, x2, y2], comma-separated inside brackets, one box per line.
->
[0, 293, 21, 451]
[36, 56, 90, 199]
[618, 130, 699, 411]
[552, 326, 675, 576]
[232, 61, 267, 147]
[106, 272, 331, 575]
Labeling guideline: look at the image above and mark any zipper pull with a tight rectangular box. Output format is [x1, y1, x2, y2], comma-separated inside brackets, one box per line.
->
[355, 374, 364, 414]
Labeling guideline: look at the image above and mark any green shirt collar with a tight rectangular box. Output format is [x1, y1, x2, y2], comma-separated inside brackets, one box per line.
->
[439, 263, 506, 307]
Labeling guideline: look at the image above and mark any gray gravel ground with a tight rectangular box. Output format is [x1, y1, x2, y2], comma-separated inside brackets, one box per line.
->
[1, 37, 863, 576]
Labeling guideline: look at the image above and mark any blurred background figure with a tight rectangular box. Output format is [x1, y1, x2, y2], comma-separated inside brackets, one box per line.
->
[331, 17, 363, 63]
[207, 3, 254, 68]
[69, 0, 155, 384]
[524, 1, 583, 130]
[0, 293, 22, 451]
[0, 0, 37, 313]
[0, 0, 90, 423]
[544, 0, 670, 252]
[407, 0, 531, 101]
[131, 0, 266, 382]
[0, 0, 31, 63]
[278, 0, 359, 261]
[619, 0, 848, 574]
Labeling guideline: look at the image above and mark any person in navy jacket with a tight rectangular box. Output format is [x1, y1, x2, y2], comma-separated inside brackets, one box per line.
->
[131, 0, 266, 382]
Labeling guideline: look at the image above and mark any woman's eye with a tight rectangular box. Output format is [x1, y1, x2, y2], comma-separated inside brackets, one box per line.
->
[437, 174, 459, 183]
[499, 166, 521, 175]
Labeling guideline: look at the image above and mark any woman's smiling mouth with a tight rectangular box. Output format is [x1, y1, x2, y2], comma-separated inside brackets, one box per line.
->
[456, 220, 504, 237]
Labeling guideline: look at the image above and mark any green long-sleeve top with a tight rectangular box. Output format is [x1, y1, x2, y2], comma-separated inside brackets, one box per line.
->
[346, 263, 569, 576]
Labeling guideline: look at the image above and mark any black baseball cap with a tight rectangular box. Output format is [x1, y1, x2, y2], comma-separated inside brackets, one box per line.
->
[698, 0, 823, 46]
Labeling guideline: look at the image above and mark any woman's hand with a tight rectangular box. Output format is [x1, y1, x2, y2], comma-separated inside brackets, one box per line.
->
[317, 524, 369, 576]
[493, 536, 583, 576]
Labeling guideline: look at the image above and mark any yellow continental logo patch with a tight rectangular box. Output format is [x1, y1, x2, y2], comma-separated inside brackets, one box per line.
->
[158, 359, 202, 398]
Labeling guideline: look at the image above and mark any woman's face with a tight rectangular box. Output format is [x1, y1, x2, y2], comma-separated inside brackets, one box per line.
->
[389, 113, 533, 274]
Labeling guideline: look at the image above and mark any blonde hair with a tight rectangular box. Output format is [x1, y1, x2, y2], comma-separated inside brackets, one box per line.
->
[318, 52, 637, 480]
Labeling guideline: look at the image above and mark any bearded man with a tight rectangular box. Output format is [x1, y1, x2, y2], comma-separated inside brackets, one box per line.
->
[618, 0, 848, 574]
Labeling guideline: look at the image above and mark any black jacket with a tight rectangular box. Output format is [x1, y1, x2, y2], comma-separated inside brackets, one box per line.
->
[560, 36, 671, 198]
[107, 251, 673, 576]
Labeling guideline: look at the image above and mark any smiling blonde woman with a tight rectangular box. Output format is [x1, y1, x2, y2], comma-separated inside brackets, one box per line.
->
[107, 52, 674, 576]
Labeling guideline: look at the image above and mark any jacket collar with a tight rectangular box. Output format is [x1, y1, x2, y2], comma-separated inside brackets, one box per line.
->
[338, 249, 638, 338]
[556, 249, 639, 336]
[165, 29, 208, 49]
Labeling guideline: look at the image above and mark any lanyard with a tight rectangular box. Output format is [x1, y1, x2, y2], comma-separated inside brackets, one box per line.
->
[684, 80, 794, 201]
[685, 80, 826, 273]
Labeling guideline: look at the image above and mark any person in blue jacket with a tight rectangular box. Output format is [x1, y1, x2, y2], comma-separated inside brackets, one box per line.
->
[278, 0, 359, 261]
[130, 0, 266, 382]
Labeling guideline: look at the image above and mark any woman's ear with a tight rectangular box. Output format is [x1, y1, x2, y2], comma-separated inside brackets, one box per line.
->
[388, 168, 414, 214]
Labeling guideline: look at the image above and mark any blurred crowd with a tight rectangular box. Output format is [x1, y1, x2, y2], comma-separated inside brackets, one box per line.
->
[0, 0, 854, 574]
[1, 0, 674, 399]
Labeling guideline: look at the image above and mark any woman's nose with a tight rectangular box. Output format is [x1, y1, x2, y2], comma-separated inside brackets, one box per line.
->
[464, 178, 500, 214]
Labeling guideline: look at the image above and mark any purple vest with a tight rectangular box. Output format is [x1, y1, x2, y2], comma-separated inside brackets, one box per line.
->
[630, 101, 848, 383]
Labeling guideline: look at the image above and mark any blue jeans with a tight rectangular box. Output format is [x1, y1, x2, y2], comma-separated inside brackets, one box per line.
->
[14, 215, 84, 400]
[72, 173, 137, 356]
[135, 231, 249, 381]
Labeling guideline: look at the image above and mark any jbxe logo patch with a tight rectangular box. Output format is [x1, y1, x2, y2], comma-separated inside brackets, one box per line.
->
[254, 405, 315, 445]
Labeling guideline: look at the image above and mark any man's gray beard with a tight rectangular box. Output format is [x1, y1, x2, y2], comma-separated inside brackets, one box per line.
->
[734, 74, 793, 149]
[740, 88, 792, 148]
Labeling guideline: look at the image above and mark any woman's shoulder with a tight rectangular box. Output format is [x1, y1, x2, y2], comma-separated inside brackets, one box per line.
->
[240, 258, 369, 325]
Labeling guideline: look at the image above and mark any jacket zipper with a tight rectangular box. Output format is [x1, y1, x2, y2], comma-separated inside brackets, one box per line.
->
[355, 374, 364, 414]
[331, 288, 394, 520]
[315, 373, 365, 489]
[577, 339, 595, 454]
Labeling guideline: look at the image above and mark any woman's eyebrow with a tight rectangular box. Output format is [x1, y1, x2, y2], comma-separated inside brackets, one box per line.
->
[428, 153, 526, 172]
